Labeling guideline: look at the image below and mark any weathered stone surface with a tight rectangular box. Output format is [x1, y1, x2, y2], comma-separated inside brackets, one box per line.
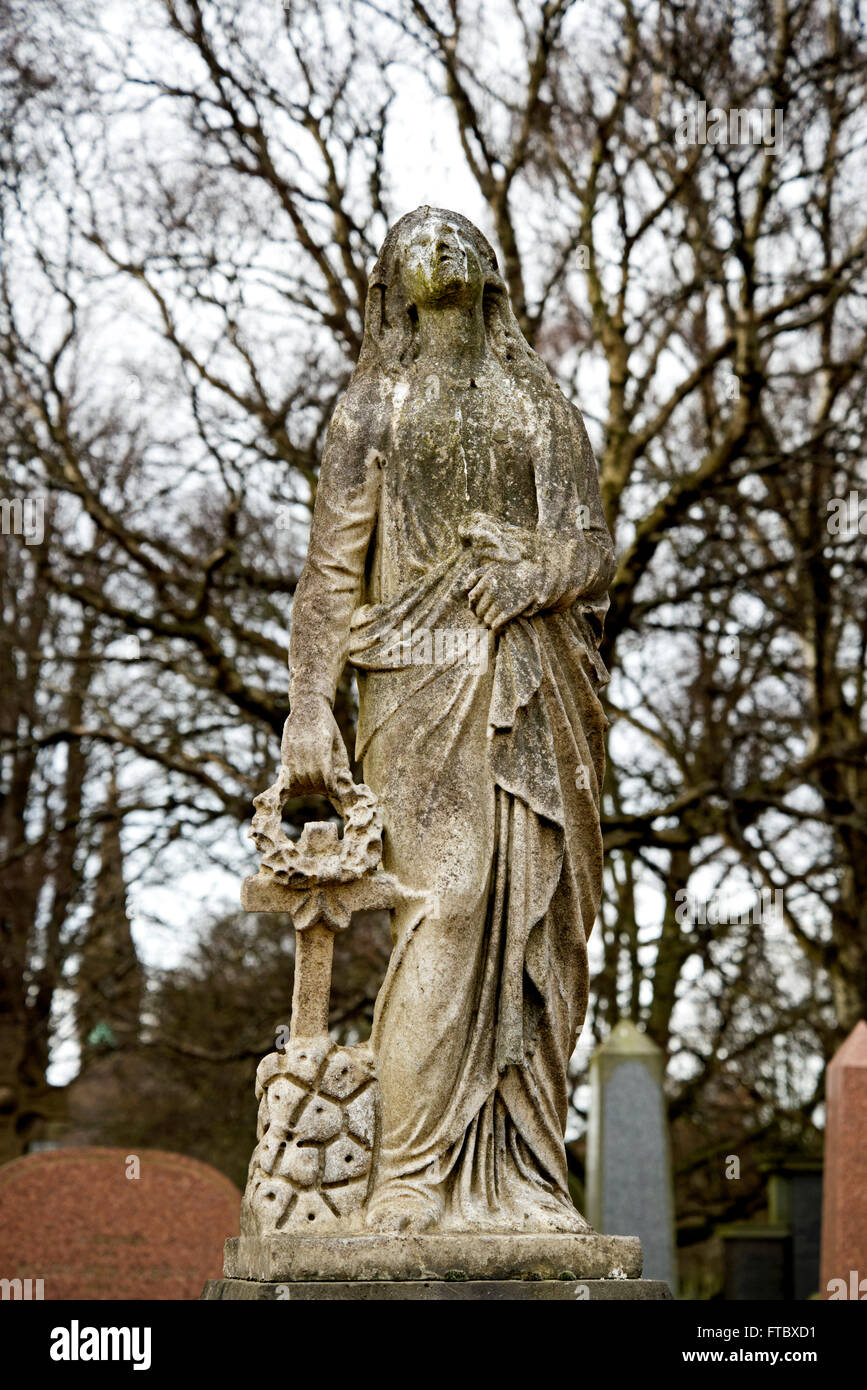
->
[288, 1190, 340, 1231]
[203, 1277, 672, 1301]
[320, 1049, 375, 1100]
[225, 1231, 642, 1284]
[256, 1080, 306, 1140]
[265, 1082, 306, 1130]
[344, 1090, 376, 1147]
[255, 1133, 288, 1177]
[268, 1036, 332, 1089]
[241, 868, 425, 920]
[293, 1096, 343, 1144]
[323, 1135, 369, 1183]
[276, 1139, 319, 1187]
[325, 1178, 369, 1219]
[242, 1040, 377, 1239]
[246, 1176, 293, 1229]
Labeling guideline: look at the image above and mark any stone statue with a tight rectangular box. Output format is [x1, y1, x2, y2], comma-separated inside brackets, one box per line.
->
[201, 209, 682, 1295]
[276, 206, 615, 1238]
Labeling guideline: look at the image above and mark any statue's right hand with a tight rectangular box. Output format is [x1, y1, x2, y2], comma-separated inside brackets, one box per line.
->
[281, 696, 349, 796]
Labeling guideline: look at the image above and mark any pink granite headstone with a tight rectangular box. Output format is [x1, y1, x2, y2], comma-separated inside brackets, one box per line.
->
[820, 1021, 867, 1299]
[0, 1147, 240, 1300]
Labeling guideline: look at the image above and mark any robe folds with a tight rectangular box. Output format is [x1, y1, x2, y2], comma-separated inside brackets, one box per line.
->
[350, 553, 609, 1229]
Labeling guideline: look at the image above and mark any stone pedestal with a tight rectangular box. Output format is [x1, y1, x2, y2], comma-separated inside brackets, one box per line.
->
[226, 1230, 641, 1281]
[202, 1230, 671, 1300]
[202, 1276, 672, 1300]
[820, 1021, 867, 1299]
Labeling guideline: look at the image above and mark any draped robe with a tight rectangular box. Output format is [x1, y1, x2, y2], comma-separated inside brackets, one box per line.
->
[289, 354, 614, 1231]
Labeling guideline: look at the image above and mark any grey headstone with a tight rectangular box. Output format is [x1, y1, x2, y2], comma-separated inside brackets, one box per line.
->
[586, 1020, 677, 1290]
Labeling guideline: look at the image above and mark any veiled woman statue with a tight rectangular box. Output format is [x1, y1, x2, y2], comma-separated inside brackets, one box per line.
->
[282, 207, 614, 1235]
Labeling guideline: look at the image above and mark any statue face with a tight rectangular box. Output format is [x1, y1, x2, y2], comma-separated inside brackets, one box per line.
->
[399, 215, 483, 310]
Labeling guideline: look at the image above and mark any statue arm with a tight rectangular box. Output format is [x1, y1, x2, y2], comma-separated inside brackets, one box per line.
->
[288, 395, 381, 709]
[528, 403, 615, 614]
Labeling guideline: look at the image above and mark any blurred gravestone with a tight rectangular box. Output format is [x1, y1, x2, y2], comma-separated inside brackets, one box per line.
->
[720, 1162, 823, 1300]
[586, 1021, 677, 1290]
[721, 1224, 791, 1300]
[0, 1147, 240, 1299]
[767, 1160, 823, 1300]
[820, 1021, 867, 1299]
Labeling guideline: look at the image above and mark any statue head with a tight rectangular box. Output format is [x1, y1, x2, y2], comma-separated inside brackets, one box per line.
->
[358, 206, 544, 383]
[398, 210, 485, 310]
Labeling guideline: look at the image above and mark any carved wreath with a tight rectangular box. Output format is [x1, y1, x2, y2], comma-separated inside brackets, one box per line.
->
[249, 764, 383, 886]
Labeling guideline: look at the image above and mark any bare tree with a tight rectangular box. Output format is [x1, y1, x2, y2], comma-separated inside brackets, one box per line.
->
[1, 0, 865, 1287]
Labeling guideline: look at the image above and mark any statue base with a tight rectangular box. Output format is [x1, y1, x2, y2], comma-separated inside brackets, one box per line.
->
[222, 1230, 644, 1283]
[202, 1275, 672, 1300]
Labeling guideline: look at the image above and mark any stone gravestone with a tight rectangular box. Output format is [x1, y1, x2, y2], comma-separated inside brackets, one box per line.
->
[0, 1147, 240, 1299]
[821, 1021, 867, 1300]
[205, 208, 671, 1301]
[720, 1161, 823, 1301]
[586, 1020, 677, 1291]
[768, 1160, 823, 1300]
[721, 1224, 791, 1301]
[721, 1162, 825, 1302]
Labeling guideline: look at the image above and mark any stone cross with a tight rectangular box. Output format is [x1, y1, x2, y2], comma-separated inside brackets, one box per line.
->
[236, 768, 428, 1234]
[241, 764, 423, 1040]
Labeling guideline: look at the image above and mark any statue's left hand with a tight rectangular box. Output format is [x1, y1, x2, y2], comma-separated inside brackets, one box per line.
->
[463, 559, 544, 632]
